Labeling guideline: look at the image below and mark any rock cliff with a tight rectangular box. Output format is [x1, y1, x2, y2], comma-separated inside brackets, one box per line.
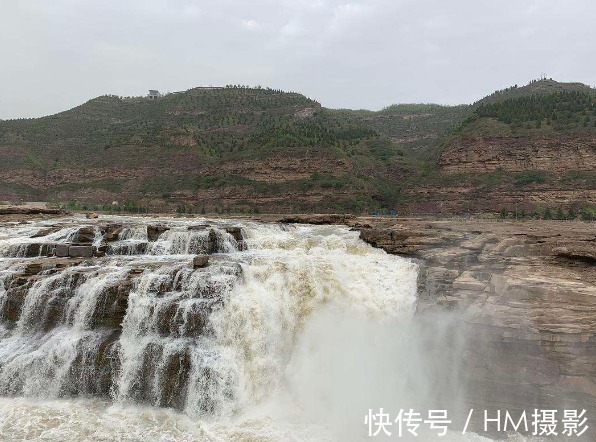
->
[356, 218, 596, 435]
[439, 135, 596, 175]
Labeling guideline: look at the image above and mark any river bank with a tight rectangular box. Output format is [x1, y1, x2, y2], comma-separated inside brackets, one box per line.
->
[354, 217, 595, 435]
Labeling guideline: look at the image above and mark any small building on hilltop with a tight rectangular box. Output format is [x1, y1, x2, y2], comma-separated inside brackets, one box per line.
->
[148, 90, 161, 100]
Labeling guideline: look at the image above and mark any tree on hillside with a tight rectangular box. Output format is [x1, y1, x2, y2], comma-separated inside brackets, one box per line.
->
[543, 207, 553, 220]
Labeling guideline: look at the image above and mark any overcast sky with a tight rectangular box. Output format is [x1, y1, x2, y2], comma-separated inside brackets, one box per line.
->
[1, 0, 595, 119]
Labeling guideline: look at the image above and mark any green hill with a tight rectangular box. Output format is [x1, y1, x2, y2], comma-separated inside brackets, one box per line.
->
[454, 80, 596, 139]
[475, 78, 594, 105]
[418, 79, 596, 216]
[332, 104, 470, 159]
[0, 80, 593, 215]
[0, 86, 430, 213]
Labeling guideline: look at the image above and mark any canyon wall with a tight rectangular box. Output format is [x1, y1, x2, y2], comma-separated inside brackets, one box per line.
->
[357, 218, 596, 436]
[439, 135, 596, 174]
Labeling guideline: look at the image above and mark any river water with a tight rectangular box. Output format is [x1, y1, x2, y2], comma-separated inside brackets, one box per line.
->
[0, 215, 524, 441]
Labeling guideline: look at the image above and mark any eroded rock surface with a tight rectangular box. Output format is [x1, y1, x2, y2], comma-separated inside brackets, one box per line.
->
[355, 218, 596, 434]
[0, 205, 65, 215]
[0, 218, 247, 409]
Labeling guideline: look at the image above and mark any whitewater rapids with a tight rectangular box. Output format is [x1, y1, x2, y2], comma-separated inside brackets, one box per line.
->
[0, 215, 514, 441]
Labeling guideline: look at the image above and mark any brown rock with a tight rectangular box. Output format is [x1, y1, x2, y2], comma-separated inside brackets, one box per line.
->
[452, 271, 486, 291]
[193, 254, 209, 268]
[158, 347, 192, 409]
[30, 227, 61, 238]
[553, 245, 596, 264]
[104, 224, 123, 241]
[208, 229, 218, 254]
[224, 226, 244, 242]
[97, 243, 108, 253]
[91, 279, 135, 329]
[69, 245, 95, 258]
[71, 226, 96, 244]
[188, 224, 210, 231]
[0, 206, 64, 215]
[22, 262, 43, 276]
[439, 135, 596, 175]
[147, 224, 169, 241]
[54, 244, 70, 257]
[86, 212, 99, 219]
[356, 216, 596, 437]
[1, 277, 32, 323]
[277, 213, 355, 225]
[21, 243, 56, 257]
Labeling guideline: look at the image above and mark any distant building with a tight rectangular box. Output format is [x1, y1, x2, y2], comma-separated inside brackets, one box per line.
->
[148, 90, 161, 100]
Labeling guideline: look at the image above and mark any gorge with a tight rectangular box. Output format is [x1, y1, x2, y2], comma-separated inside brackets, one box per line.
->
[0, 213, 593, 440]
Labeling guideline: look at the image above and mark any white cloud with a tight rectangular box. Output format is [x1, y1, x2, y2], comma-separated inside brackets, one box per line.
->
[328, 2, 372, 32]
[0, 0, 595, 118]
[280, 19, 302, 37]
[241, 19, 260, 30]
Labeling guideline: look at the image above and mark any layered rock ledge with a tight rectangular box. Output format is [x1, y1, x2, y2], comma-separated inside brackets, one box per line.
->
[354, 217, 595, 434]
[0, 205, 66, 215]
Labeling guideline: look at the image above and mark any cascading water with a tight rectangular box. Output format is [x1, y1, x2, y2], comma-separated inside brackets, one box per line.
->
[0, 215, 509, 441]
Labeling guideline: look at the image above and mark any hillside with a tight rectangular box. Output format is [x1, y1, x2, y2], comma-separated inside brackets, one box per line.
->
[408, 79, 596, 215]
[0, 80, 594, 216]
[475, 78, 594, 105]
[0, 86, 426, 213]
[332, 104, 470, 159]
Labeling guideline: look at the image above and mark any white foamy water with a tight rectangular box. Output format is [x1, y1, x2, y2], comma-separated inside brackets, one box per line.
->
[0, 215, 524, 441]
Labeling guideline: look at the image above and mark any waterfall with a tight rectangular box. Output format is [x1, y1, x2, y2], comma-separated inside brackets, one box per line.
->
[0, 216, 503, 441]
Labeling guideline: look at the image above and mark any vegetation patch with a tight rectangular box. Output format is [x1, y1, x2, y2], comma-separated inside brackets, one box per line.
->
[513, 170, 549, 186]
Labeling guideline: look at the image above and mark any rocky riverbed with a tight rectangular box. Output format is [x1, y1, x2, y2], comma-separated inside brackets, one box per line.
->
[1, 211, 594, 438]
